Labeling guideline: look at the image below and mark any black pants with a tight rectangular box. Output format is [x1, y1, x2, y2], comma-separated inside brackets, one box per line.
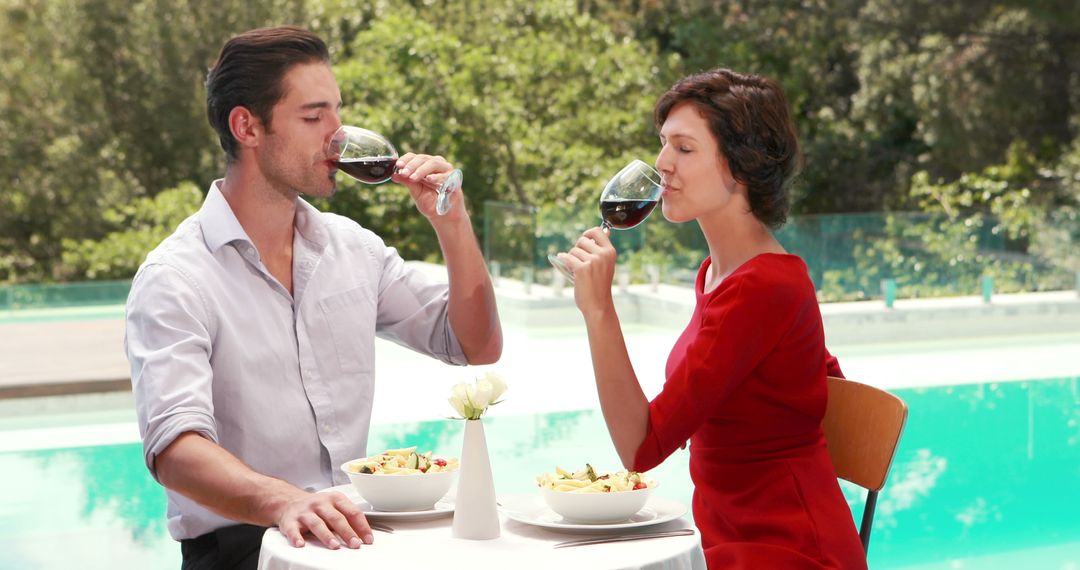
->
[180, 524, 267, 570]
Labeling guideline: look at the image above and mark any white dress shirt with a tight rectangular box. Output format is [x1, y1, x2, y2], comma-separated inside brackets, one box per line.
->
[124, 181, 466, 540]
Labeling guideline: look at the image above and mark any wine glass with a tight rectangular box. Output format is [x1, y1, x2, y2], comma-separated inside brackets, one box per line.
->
[328, 125, 463, 215]
[548, 159, 664, 282]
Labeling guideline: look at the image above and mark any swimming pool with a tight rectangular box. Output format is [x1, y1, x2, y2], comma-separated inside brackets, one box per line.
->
[1, 376, 1077, 569]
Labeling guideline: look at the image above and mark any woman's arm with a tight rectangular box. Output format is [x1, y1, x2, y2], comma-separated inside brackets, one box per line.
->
[559, 227, 649, 468]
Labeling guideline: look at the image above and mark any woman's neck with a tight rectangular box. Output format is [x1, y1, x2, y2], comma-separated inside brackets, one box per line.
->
[698, 207, 785, 293]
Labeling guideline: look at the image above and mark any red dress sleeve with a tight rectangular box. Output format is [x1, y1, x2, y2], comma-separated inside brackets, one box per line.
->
[632, 268, 805, 472]
[825, 348, 844, 379]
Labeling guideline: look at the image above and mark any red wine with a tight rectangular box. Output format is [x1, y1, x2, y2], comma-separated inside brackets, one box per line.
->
[337, 157, 396, 183]
[600, 199, 658, 229]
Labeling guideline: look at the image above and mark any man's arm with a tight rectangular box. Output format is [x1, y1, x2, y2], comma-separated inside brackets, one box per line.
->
[393, 154, 503, 364]
[156, 432, 373, 550]
[127, 265, 374, 551]
[430, 208, 502, 364]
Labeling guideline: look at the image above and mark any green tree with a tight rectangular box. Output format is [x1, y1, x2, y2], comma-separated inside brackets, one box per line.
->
[0, 0, 307, 283]
[319, 1, 673, 261]
[851, 0, 1079, 206]
[58, 182, 204, 280]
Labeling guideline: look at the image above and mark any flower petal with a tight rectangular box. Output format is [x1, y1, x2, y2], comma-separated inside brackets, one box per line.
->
[485, 372, 507, 402]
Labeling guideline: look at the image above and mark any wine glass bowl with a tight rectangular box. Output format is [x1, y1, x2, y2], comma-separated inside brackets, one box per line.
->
[329, 126, 398, 184]
[598, 159, 663, 230]
[328, 125, 462, 215]
[548, 159, 663, 281]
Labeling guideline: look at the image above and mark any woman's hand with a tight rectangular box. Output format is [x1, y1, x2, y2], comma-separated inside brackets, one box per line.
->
[558, 227, 617, 320]
[391, 152, 464, 220]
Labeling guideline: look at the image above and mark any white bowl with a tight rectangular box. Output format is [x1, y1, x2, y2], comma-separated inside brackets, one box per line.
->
[540, 484, 654, 524]
[340, 463, 457, 512]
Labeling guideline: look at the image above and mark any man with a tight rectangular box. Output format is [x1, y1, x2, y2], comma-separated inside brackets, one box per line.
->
[124, 26, 502, 569]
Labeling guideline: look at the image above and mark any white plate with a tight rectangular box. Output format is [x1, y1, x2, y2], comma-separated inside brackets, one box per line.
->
[498, 493, 688, 531]
[319, 484, 454, 520]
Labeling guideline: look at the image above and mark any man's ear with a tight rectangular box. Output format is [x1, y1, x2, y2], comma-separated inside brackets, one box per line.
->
[228, 106, 263, 151]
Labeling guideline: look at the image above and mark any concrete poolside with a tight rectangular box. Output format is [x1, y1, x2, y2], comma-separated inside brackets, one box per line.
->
[2, 265, 1079, 455]
[2, 262, 1079, 413]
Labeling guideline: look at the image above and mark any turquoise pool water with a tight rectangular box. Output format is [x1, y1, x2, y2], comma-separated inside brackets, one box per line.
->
[1, 377, 1078, 569]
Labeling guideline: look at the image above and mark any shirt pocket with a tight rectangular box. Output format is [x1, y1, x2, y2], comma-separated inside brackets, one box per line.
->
[319, 286, 377, 375]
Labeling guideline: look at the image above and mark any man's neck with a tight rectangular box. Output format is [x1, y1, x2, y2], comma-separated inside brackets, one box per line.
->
[219, 165, 298, 256]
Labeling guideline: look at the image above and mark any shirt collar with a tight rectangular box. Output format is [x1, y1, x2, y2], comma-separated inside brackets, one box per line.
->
[199, 179, 330, 254]
[294, 194, 330, 252]
[200, 180, 252, 253]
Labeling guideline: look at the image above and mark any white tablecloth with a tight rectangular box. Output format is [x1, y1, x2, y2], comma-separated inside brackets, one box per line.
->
[258, 496, 705, 570]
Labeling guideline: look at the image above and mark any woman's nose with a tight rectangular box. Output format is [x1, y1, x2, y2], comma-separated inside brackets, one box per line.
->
[655, 146, 673, 177]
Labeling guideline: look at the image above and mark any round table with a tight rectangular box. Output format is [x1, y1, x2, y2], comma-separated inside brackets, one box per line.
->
[258, 493, 705, 570]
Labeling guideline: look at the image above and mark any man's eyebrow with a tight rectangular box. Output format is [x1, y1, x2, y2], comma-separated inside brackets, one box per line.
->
[299, 101, 343, 111]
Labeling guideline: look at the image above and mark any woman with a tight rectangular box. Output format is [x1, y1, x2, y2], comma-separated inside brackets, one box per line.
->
[555, 69, 867, 569]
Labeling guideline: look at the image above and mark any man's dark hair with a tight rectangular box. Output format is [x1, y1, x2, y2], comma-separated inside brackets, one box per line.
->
[205, 26, 330, 163]
[655, 68, 801, 229]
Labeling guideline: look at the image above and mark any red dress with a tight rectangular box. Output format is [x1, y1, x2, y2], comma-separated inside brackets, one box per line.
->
[633, 254, 866, 569]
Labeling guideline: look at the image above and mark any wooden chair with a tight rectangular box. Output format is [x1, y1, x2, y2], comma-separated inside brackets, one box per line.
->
[822, 376, 908, 552]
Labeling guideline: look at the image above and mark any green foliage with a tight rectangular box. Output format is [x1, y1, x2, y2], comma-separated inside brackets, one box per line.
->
[807, 141, 1077, 301]
[909, 141, 1054, 241]
[0, 0, 308, 283]
[59, 183, 204, 280]
[1030, 138, 1080, 273]
[849, 0, 1079, 207]
[316, 2, 671, 261]
[1, 0, 1078, 301]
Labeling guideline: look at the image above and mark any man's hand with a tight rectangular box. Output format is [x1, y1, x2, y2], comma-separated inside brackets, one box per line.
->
[156, 433, 375, 550]
[392, 152, 464, 220]
[274, 490, 373, 549]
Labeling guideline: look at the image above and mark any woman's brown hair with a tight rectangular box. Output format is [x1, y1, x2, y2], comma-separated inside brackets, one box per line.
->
[655, 69, 800, 229]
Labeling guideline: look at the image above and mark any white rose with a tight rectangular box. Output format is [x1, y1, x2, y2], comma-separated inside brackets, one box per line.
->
[472, 379, 494, 410]
[447, 373, 508, 420]
[484, 372, 507, 403]
[449, 382, 470, 418]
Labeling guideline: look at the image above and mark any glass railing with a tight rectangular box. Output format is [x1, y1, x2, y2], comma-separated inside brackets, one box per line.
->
[484, 201, 1080, 302]
[0, 280, 131, 311]
[3, 205, 1077, 311]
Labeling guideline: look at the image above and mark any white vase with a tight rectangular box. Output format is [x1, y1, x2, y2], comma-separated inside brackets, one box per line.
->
[452, 418, 501, 540]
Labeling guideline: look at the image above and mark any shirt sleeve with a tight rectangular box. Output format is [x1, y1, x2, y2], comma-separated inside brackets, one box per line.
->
[371, 238, 467, 366]
[825, 348, 844, 379]
[633, 272, 801, 472]
[125, 263, 218, 482]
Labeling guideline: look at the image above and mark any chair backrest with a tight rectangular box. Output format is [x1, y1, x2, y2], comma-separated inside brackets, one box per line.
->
[822, 375, 908, 552]
[823, 376, 908, 491]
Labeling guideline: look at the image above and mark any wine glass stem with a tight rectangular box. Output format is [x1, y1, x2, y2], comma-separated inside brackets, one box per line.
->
[601, 221, 612, 232]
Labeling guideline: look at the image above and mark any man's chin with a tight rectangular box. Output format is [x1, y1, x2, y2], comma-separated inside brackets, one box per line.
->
[307, 178, 337, 199]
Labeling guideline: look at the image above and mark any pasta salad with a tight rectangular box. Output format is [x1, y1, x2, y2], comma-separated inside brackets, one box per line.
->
[344, 447, 459, 475]
[536, 464, 653, 493]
